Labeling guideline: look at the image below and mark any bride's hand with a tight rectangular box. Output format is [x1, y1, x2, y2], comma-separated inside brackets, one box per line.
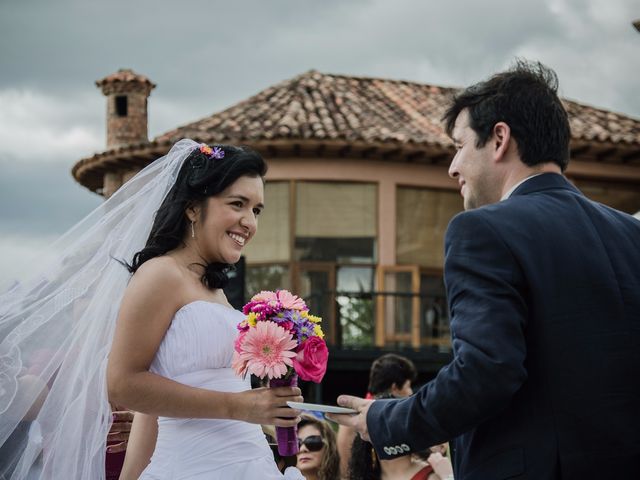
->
[231, 386, 304, 427]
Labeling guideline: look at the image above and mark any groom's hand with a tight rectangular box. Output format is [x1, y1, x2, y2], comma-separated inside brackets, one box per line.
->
[326, 395, 373, 442]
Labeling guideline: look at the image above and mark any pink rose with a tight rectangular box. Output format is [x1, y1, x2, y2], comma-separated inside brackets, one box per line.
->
[293, 337, 328, 383]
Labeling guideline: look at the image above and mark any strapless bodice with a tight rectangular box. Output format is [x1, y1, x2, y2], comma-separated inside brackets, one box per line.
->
[140, 301, 303, 480]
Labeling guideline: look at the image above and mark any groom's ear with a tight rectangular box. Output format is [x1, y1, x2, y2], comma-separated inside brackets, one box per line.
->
[492, 121, 511, 162]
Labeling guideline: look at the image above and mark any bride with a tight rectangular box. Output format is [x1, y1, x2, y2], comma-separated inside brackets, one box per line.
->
[0, 140, 305, 479]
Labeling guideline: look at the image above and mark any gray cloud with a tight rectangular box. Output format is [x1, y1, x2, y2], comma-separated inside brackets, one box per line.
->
[0, 0, 639, 286]
[0, 156, 101, 234]
[2, 0, 638, 115]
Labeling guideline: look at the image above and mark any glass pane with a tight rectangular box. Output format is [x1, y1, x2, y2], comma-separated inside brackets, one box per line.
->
[396, 187, 463, 268]
[337, 266, 374, 293]
[337, 294, 374, 348]
[243, 181, 290, 262]
[295, 182, 377, 263]
[245, 264, 290, 296]
[296, 182, 377, 237]
[295, 237, 375, 263]
[420, 274, 451, 349]
[299, 270, 334, 344]
[383, 271, 413, 338]
[336, 267, 375, 348]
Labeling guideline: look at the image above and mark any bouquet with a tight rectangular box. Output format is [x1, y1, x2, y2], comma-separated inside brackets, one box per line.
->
[232, 289, 329, 455]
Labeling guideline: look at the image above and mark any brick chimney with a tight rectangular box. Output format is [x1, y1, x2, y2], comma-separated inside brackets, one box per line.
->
[96, 69, 156, 149]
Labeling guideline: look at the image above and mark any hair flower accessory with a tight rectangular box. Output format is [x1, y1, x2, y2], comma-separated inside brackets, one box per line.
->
[198, 143, 225, 159]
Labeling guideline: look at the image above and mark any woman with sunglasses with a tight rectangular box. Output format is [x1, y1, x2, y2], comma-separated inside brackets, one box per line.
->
[296, 414, 340, 480]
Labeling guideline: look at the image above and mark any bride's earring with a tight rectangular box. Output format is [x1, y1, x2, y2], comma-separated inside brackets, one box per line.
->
[191, 221, 195, 238]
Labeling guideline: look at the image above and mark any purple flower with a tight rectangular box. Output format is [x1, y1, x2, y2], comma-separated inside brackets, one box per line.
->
[272, 311, 291, 324]
[280, 310, 299, 322]
[211, 146, 225, 159]
[293, 319, 316, 342]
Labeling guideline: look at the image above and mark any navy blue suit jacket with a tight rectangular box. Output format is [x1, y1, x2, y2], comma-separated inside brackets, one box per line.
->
[367, 173, 640, 479]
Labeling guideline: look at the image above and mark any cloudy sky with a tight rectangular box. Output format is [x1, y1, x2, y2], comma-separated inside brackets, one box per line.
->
[1, 0, 639, 289]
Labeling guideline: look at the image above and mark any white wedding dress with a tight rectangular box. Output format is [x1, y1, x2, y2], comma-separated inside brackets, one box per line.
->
[139, 301, 303, 479]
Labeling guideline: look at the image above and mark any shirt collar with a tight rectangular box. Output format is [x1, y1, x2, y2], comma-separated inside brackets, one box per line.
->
[501, 173, 545, 201]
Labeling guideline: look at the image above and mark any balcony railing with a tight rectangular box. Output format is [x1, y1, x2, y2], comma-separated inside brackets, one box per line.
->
[304, 290, 451, 351]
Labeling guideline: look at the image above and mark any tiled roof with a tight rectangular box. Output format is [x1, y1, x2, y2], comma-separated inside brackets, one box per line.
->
[156, 70, 640, 148]
[74, 70, 640, 192]
[156, 71, 457, 149]
[96, 68, 156, 90]
[564, 100, 639, 144]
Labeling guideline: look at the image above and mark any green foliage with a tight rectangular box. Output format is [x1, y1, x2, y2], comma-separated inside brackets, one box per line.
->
[338, 294, 374, 347]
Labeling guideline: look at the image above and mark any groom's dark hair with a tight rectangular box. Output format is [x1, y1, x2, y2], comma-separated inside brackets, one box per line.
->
[443, 59, 571, 171]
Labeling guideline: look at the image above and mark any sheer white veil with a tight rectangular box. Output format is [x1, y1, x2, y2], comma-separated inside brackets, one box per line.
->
[0, 139, 199, 479]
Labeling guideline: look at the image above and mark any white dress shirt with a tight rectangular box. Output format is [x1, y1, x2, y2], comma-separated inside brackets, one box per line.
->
[501, 173, 545, 201]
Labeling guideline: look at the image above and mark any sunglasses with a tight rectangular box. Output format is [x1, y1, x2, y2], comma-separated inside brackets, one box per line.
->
[298, 435, 325, 452]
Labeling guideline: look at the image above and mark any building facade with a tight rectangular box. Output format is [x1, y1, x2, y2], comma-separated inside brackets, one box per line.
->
[74, 69, 640, 399]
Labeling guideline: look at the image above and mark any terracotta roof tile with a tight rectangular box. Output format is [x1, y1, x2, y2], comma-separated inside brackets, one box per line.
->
[563, 100, 639, 145]
[96, 68, 156, 89]
[156, 71, 457, 149]
[75, 70, 640, 192]
[157, 71, 639, 149]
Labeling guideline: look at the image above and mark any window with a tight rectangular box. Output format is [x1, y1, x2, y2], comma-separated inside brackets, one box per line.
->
[246, 264, 290, 294]
[295, 182, 377, 263]
[242, 181, 290, 262]
[115, 96, 128, 117]
[376, 266, 420, 348]
[420, 273, 450, 349]
[396, 187, 463, 268]
[335, 265, 374, 347]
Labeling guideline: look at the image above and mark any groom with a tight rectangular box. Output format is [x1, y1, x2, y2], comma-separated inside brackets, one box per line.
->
[328, 60, 640, 479]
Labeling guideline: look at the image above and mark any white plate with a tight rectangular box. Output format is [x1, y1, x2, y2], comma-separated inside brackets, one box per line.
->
[287, 401, 357, 414]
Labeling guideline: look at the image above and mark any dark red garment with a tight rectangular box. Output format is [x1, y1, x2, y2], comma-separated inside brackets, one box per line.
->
[105, 450, 125, 480]
[410, 465, 434, 480]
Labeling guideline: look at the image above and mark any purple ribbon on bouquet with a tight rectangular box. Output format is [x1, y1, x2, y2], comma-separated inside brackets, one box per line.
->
[269, 373, 299, 456]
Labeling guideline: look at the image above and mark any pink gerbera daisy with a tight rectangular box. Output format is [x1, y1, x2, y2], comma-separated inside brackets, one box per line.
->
[239, 321, 297, 379]
[232, 351, 249, 378]
[251, 291, 279, 304]
[276, 290, 308, 311]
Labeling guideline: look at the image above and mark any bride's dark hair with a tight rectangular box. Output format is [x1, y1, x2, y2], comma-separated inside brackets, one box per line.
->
[129, 143, 267, 288]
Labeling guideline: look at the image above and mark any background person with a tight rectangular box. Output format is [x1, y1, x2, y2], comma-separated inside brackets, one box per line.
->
[296, 414, 340, 480]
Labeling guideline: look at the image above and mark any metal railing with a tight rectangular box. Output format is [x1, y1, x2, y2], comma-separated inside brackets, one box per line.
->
[304, 290, 451, 351]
